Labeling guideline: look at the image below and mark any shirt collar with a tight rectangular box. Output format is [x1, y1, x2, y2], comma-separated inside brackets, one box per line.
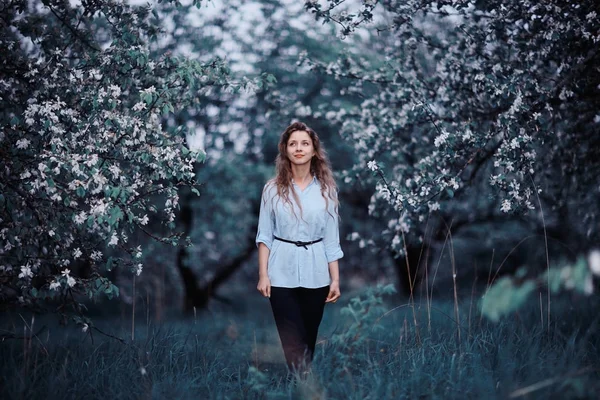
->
[291, 175, 317, 187]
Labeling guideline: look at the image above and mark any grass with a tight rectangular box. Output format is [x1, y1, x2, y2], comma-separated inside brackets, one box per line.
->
[1, 287, 599, 400]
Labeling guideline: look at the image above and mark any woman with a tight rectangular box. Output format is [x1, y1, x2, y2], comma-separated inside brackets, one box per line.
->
[256, 121, 343, 375]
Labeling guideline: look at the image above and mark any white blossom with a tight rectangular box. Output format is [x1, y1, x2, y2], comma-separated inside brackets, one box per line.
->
[449, 178, 459, 190]
[501, 199, 512, 213]
[140, 86, 156, 95]
[73, 248, 82, 259]
[90, 69, 102, 80]
[19, 265, 33, 279]
[378, 184, 391, 202]
[108, 165, 121, 179]
[16, 139, 31, 149]
[74, 211, 87, 225]
[91, 200, 108, 216]
[109, 84, 121, 98]
[49, 280, 61, 290]
[367, 160, 378, 171]
[133, 102, 146, 112]
[67, 275, 76, 287]
[434, 130, 449, 147]
[108, 232, 118, 246]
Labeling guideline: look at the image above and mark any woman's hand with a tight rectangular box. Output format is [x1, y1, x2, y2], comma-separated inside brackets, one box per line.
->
[257, 275, 271, 298]
[325, 280, 341, 303]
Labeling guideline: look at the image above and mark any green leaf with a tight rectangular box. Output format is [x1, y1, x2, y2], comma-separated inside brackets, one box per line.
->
[266, 74, 277, 84]
[480, 278, 536, 322]
[108, 207, 123, 226]
[106, 257, 114, 271]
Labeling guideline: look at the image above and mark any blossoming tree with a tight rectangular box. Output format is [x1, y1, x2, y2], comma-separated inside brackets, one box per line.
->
[302, 0, 600, 286]
[0, 0, 269, 317]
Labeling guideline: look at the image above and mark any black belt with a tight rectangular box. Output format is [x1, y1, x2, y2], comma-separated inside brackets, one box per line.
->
[273, 236, 323, 250]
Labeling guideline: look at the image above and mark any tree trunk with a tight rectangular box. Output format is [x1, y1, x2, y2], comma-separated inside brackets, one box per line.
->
[176, 190, 260, 312]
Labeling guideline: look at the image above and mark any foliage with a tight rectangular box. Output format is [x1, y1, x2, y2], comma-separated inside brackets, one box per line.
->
[302, 0, 600, 257]
[0, 0, 270, 312]
[481, 252, 598, 321]
[329, 283, 396, 366]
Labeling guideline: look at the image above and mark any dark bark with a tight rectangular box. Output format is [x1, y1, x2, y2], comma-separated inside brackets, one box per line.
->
[392, 244, 428, 297]
[176, 191, 260, 312]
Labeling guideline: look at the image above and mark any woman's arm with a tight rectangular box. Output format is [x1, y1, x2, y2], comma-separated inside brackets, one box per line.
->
[325, 260, 341, 303]
[256, 184, 274, 298]
[258, 242, 270, 279]
[257, 243, 271, 298]
[328, 260, 339, 283]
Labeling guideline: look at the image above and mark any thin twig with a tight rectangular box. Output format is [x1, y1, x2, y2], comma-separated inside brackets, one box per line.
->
[91, 326, 125, 344]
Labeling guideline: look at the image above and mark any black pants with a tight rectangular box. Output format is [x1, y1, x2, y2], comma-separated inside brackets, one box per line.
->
[269, 286, 330, 372]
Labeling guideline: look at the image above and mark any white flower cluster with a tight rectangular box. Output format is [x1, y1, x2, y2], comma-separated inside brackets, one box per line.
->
[60, 268, 76, 288]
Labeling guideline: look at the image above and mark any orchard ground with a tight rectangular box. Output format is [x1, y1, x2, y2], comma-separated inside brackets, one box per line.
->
[2, 283, 599, 400]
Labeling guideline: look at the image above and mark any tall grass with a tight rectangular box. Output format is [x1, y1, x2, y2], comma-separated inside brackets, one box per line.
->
[1, 288, 598, 400]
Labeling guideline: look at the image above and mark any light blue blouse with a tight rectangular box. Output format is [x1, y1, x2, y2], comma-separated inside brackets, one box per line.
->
[256, 177, 344, 288]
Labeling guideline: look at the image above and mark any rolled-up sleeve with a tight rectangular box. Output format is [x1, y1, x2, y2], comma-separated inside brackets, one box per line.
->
[256, 184, 274, 249]
[323, 204, 344, 263]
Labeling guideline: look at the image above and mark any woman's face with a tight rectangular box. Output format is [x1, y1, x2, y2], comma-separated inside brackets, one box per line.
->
[286, 130, 315, 166]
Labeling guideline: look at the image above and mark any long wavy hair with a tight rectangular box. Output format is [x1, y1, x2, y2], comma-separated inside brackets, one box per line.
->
[266, 121, 339, 219]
